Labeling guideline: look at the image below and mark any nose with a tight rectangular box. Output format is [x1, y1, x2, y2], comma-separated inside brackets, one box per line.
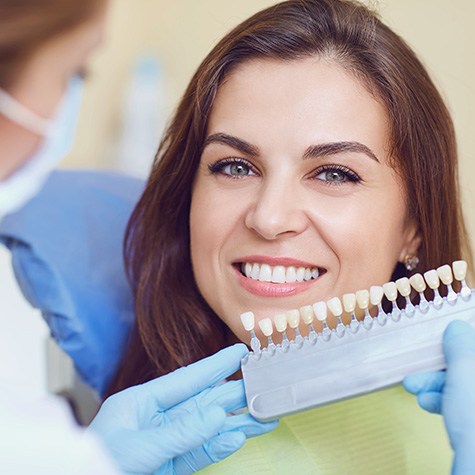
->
[244, 181, 309, 240]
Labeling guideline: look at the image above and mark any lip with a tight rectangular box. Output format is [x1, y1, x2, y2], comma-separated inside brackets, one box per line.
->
[232, 255, 325, 298]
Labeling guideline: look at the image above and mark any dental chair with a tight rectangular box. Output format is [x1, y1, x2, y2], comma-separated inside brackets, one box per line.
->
[0, 169, 144, 422]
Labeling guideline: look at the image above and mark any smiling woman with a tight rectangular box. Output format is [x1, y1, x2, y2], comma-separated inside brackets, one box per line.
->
[109, 0, 470, 472]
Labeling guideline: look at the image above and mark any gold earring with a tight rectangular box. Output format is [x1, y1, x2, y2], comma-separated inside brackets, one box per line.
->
[404, 255, 419, 271]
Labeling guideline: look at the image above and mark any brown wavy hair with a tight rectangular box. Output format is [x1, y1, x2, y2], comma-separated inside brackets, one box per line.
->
[0, 0, 106, 88]
[107, 0, 471, 395]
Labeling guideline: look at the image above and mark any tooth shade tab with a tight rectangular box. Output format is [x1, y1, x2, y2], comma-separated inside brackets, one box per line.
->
[424, 269, 440, 290]
[327, 297, 343, 317]
[355, 289, 370, 309]
[409, 273, 426, 292]
[240, 311, 255, 331]
[369, 286, 384, 306]
[437, 265, 453, 285]
[383, 282, 398, 301]
[299, 305, 314, 324]
[453, 260, 468, 281]
[342, 293, 356, 313]
[286, 309, 300, 329]
[312, 301, 327, 321]
[258, 318, 273, 337]
[274, 313, 288, 333]
[396, 277, 411, 297]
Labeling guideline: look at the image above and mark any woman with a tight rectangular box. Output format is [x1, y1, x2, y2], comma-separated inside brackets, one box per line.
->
[0, 1, 275, 473]
[110, 0, 474, 472]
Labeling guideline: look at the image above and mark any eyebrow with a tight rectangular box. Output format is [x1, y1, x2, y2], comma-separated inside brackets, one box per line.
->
[303, 141, 380, 163]
[203, 133, 259, 156]
[203, 133, 379, 163]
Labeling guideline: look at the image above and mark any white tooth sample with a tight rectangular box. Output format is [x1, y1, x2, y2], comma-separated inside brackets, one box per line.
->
[395, 277, 411, 297]
[327, 297, 343, 317]
[286, 309, 300, 329]
[369, 286, 384, 306]
[453, 260, 468, 281]
[244, 262, 252, 278]
[311, 268, 320, 279]
[299, 305, 314, 325]
[342, 293, 356, 313]
[250, 263, 260, 280]
[240, 311, 255, 331]
[437, 264, 453, 285]
[286, 266, 297, 283]
[258, 264, 272, 282]
[296, 267, 305, 282]
[409, 273, 426, 292]
[274, 313, 288, 333]
[312, 301, 327, 321]
[423, 269, 440, 290]
[258, 318, 273, 337]
[383, 282, 398, 301]
[271, 266, 286, 284]
[355, 289, 370, 309]
[304, 268, 312, 281]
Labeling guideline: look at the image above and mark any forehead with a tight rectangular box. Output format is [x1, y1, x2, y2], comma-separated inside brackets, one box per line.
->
[208, 57, 391, 161]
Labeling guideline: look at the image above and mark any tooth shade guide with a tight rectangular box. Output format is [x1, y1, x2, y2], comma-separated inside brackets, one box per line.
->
[241, 261, 474, 421]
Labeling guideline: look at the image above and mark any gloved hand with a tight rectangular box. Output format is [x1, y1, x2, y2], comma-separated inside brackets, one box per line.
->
[403, 320, 475, 475]
[89, 344, 278, 474]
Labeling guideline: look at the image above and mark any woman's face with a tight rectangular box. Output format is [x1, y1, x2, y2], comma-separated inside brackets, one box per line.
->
[190, 57, 420, 343]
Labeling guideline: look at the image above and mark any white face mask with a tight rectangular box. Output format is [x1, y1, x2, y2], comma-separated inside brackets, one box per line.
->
[0, 76, 83, 222]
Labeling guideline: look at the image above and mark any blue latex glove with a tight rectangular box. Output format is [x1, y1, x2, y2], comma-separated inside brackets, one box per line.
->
[89, 344, 278, 474]
[403, 320, 475, 474]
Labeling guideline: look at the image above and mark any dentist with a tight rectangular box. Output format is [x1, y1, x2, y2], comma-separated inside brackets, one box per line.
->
[0, 1, 275, 473]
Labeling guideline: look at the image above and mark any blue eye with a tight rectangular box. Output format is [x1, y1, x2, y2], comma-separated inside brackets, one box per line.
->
[314, 165, 360, 184]
[208, 158, 257, 177]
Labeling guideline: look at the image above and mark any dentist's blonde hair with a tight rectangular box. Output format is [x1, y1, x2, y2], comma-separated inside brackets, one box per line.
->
[108, 0, 471, 396]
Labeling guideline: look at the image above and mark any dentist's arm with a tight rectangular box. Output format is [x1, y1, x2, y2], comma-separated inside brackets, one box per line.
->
[404, 320, 475, 475]
[89, 344, 278, 475]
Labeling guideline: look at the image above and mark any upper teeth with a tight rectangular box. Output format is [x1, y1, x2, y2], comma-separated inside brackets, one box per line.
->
[242, 262, 320, 283]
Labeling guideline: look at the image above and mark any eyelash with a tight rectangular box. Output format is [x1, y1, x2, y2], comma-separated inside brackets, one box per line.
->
[312, 164, 361, 185]
[208, 158, 362, 185]
[208, 158, 257, 178]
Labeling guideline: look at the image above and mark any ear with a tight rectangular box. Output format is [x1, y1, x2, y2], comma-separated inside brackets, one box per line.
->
[398, 220, 422, 262]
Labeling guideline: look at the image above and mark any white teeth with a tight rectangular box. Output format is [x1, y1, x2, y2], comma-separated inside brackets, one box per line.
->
[299, 305, 314, 324]
[240, 311, 255, 331]
[258, 264, 272, 282]
[409, 273, 426, 292]
[286, 266, 297, 283]
[453, 260, 467, 281]
[274, 313, 288, 332]
[395, 277, 411, 297]
[423, 269, 440, 289]
[242, 262, 321, 284]
[342, 293, 356, 313]
[296, 267, 305, 282]
[327, 297, 343, 317]
[286, 309, 300, 329]
[355, 289, 369, 309]
[312, 301, 327, 321]
[271, 266, 286, 283]
[437, 265, 453, 285]
[382, 282, 398, 301]
[370, 286, 384, 306]
[258, 318, 273, 337]
[251, 263, 260, 280]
